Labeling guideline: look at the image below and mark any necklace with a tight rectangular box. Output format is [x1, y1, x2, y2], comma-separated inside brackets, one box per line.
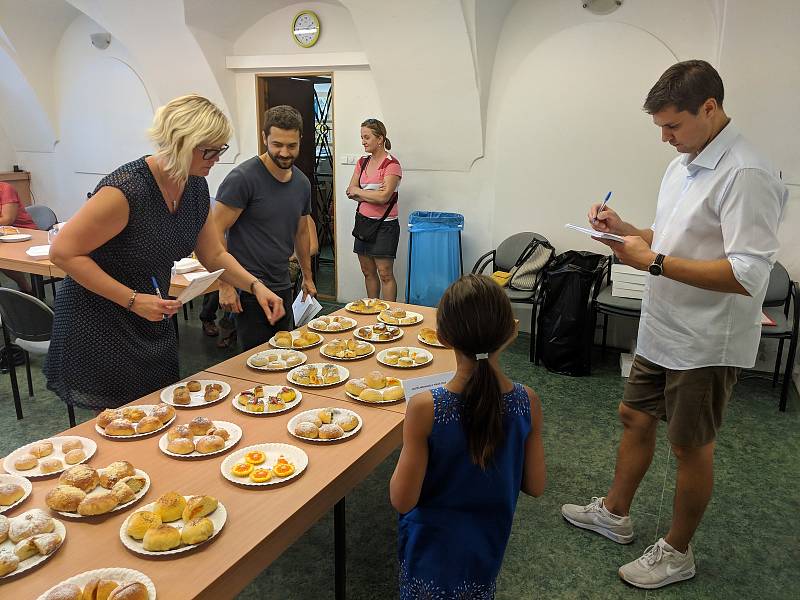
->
[153, 166, 182, 213]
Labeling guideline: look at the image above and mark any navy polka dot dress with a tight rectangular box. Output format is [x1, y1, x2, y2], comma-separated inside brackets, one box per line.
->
[45, 157, 209, 410]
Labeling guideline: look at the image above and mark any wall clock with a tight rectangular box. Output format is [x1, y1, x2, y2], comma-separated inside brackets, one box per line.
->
[292, 10, 321, 48]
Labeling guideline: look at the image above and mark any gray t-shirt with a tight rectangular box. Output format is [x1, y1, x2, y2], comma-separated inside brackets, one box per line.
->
[217, 156, 311, 290]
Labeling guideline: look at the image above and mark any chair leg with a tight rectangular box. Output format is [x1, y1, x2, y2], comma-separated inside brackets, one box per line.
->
[602, 314, 609, 353]
[2, 326, 23, 419]
[531, 302, 539, 365]
[67, 404, 76, 427]
[50, 281, 57, 302]
[24, 351, 33, 399]
[779, 336, 798, 412]
[182, 303, 189, 321]
[772, 339, 785, 387]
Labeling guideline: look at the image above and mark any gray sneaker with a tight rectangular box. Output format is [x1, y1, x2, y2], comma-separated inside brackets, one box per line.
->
[619, 537, 696, 589]
[561, 496, 634, 544]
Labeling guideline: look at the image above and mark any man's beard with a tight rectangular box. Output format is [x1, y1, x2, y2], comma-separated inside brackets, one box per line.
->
[268, 149, 295, 170]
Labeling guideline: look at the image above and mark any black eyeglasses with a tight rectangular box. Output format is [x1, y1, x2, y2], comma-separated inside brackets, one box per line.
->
[200, 144, 229, 160]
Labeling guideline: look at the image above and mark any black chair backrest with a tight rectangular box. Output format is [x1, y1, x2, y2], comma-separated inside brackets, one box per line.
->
[763, 261, 790, 307]
[495, 232, 550, 271]
[26, 205, 58, 231]
[0, 289, 54, 342]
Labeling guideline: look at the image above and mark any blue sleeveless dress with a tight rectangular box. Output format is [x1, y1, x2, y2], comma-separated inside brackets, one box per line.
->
[398, 383, 532, 600]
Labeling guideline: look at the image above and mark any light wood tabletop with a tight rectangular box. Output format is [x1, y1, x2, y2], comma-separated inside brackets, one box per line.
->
[1, 370, 404, 599]
[205, 303, 455, 415]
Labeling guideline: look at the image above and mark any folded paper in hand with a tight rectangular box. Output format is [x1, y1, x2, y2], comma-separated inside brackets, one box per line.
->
[292, 292, 323, 327]
[565, 223, 626, 243]
[175, 269, 224, 304]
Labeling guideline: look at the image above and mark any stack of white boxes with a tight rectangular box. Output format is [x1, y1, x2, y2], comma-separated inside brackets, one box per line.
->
[611, 263, 647, 300]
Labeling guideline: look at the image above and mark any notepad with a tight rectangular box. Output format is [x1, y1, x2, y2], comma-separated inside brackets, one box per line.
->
[292, 292, 323, 327]
[565, 223, 626, 243]
[175, 269, 224, 304]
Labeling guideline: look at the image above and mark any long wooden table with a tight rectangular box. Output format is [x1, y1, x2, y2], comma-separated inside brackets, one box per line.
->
[2, 303, 454, 598]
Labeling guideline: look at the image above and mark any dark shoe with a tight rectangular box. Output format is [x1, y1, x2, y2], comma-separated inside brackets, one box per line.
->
[217, 329, 237, 349]
[202, 321, 219, 337]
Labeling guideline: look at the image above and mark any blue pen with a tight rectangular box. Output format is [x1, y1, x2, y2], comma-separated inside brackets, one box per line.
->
[593, 191, 613, 223]
[150, 276, 168, 320]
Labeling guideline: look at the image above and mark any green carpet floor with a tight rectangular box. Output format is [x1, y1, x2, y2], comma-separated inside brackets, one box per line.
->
[1, 296, 798, 599]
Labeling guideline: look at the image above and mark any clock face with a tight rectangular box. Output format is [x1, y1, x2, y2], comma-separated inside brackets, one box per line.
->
[293, 11, 320, 48]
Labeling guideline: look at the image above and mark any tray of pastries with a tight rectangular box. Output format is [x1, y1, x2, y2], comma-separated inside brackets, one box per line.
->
[377, 308, 424, 325]
[417, 327, 445, 348]
[345, 371, 406, 404]
[46, 461, 150, 518]
[287, 363, 349, 388]
[221, 443, 308, 487]
[94, 404, 176, 439]
[269, 329, 323, 350]
[119, 493, 226, 556]
[159, 419, 242, 458]
[344, 298, 390, 314]
[247, 349, 306, 371]
[307, 315, 357, 333]
[37, 567, 155, 600]
[232, 385, 302, 415]
[377, 346, 433, 368]
[288, 408, 362, 442]
[160, 379, 231, 408]
[0, 509, 65, 580]
[3, 436, 97, 478]
[320, 338, 375, 361]
[353, 322, 403, 343]
[0, 475, 32, 515]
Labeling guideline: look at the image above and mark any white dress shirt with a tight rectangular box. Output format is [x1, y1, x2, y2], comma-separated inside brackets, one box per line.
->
[637, 122, 787, 370]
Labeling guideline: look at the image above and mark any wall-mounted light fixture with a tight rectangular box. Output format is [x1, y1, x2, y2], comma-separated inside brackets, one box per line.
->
[90, 32, 111, 50]
[582, 0, 623, 15]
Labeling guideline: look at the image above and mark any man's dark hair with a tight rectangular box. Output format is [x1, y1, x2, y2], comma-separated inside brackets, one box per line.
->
[643, 60, 724, 115]
[263, 105, 303, 137]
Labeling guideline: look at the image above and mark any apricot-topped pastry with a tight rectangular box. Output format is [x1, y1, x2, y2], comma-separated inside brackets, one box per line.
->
[249, 468, 272, 483]
[245, 450, 266, 465]
[273, 457, 295, 478]
[231, 462, 253, 477]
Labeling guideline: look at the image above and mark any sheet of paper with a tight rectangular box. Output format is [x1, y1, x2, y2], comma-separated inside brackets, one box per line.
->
[402, 371, 455, 399]
[182, 270, 210, 282]
[175, 269, 224, 304]
[565, 223, 626, 243]
[292, 292, 323, 327]
[25, 245, 50, 259]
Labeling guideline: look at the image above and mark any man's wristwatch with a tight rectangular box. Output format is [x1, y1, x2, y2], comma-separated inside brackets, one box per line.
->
[648, 253, 665, 276]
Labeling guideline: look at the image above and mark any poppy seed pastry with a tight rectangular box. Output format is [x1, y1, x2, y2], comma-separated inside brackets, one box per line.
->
[186, 380, 202, 392]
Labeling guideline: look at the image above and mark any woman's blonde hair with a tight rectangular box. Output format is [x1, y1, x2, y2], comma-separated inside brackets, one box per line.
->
[148, 94, 232, 183]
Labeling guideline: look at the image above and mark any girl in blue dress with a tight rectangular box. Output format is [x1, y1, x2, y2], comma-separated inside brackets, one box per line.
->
[391, 274, 546, 599]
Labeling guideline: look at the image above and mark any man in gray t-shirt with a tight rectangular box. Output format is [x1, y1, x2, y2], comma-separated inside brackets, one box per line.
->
[213, 105, 316, 350]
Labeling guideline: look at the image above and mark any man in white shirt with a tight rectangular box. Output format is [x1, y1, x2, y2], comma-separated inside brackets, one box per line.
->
[561, 60, 787, 589]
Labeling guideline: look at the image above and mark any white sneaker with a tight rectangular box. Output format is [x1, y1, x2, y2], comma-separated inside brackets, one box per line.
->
[561, 496, 634, 544]
[618, 537, 696, 589]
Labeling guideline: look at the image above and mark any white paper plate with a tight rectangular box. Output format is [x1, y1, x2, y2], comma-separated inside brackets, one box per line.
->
[0, 233, 32, 242]
[376, 346, 434, 369]
[319, 340, 375, 361]
[119, 496, 227, 557]
[221, 443, 308, 487]
[158, 421, 242, 458]
[173, 257, 202, 274]
[353, 325, 404, 344]
[0, 474, 33, 514]
[159, 379, 231, 408]
[287, 408, 363, 443]
[286, 363, 350, 388]
[94, 405, 176, 440]
[0, 512, 66, 580]
[344, 390, 406, 404]
[268, 330, 324, 350]
[344, 300, 390, 315]
[3, 436, 97, 478]
[36, 567, 157, 600]
[417, 332, 446, 348]
[231, 386, 302, 416]
[307, 315, 357, 333]
[246, 349, 307, 371]
[377, 310, 424, 326]
[53, 469, 151, 518]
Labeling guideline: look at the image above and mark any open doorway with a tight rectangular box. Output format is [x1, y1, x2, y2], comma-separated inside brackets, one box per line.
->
[256, 73, 336, 300]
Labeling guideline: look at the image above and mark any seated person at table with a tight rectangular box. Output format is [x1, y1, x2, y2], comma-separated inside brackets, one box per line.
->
[0, 182, 37, 293]
[390, 274, 545, 598]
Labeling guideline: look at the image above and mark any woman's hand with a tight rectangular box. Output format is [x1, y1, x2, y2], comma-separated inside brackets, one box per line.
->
[131, 293, 182, 322]
[219, 281, 243, 313]
[346, 185, 360, 200]
[253, 281, 286, 325]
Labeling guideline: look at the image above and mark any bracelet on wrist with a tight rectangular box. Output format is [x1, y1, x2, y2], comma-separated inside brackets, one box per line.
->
[126, 290, 137, 311]
[249, 279, 261, 294]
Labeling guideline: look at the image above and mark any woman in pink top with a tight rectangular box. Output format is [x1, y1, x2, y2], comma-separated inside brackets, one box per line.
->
[346, 118, 402, 300]
[0, 182, 37, 293]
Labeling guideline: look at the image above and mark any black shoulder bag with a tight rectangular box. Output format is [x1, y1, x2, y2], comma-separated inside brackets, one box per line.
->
[351, 156, 398, 243]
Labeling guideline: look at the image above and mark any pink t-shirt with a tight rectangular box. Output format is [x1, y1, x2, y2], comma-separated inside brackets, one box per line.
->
[356, 154, 402, 219]
[0, 182, 37, 229]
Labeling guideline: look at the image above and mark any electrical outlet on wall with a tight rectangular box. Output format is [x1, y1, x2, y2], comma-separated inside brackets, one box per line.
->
[340, 154, 358, 165]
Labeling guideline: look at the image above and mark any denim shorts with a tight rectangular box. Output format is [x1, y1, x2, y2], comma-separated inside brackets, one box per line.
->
[353, 219, 400, 259]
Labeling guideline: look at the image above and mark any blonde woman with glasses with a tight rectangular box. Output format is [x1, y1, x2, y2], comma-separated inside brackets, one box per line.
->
[45, 94, 285, 412]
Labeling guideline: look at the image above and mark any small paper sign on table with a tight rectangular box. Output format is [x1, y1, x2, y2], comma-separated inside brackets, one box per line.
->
[402, 371, 455, 401]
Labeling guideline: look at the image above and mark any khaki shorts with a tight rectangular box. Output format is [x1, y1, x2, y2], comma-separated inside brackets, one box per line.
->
[622, 355, 740, 447]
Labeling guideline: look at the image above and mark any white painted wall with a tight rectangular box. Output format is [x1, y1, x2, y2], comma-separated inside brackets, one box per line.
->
[0, 123, 16, 171]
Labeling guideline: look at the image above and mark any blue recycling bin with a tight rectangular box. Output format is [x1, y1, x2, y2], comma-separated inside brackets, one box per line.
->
[405, 211, 464, 307]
